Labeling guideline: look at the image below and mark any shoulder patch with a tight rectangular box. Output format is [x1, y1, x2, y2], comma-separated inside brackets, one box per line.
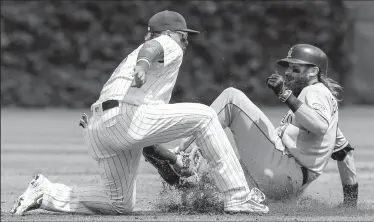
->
[311, 103, 327, 112]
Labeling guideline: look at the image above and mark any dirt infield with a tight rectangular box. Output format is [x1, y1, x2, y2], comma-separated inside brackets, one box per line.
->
[1, 107, 374, 221]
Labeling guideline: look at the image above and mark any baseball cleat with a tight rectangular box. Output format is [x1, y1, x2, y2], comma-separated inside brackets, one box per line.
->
[224, 188, 269, 214]
[10, 174, 50, 216]
[248, 187, 266, 204]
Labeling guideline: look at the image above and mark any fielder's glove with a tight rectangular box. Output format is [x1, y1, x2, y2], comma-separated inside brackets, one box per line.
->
[142, 145, 202, 188]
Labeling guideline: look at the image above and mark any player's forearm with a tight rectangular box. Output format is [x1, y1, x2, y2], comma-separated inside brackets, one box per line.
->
[337, 151, 357, 185]
[136, 40, 164, 72]
[337, 151, 358, 206]
[294, 104, 328, 135]
[285, 95, 328, 135]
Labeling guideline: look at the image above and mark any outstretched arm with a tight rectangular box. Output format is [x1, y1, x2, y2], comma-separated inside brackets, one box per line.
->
[332, 127, 358, 207]
[336, 150, 358, 207]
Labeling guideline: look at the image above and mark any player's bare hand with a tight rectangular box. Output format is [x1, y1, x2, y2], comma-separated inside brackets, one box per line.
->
[266, 73, 287, 96]
[79, 113, 88, 129]
[132, 65, 146, 88]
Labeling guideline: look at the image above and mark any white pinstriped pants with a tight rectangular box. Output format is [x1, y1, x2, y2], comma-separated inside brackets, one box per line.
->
[40, 102, 251, 214]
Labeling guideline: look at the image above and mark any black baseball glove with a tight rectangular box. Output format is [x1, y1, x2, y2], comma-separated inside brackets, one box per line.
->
[142, 145, 202, 188]
[143, 145, 181, 186]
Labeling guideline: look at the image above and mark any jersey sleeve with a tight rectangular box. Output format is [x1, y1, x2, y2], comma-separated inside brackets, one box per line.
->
[153, 35, 183, 67]
[304, 88, 333, 124]
[334, 127, 349, 152]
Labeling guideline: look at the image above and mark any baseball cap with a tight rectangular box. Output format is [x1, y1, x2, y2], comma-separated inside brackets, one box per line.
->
[148, 10, 199, 34]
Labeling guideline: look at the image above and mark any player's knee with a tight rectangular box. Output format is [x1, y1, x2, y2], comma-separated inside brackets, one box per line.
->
[204, 106, 219, 120]
[193, 103, 217, 120]
[222, 87, 248, 103]
[111, 200, 135, 214]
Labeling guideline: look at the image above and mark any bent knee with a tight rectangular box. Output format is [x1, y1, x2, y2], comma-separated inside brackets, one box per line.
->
[223, 87, 242, 94]
[221, 87, 248, 103]
[111, 200, 135, 214]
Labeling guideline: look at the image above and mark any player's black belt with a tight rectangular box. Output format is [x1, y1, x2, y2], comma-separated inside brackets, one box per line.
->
[102, 100, 119, 111]
[301, 166, 308, 186]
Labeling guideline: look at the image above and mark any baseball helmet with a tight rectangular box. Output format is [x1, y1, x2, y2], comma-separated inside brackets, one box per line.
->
[277, 44, 328, 74]
[148, 10, 199, 34]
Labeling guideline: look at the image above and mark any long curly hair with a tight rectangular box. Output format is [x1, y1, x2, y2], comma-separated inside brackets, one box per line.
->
[318, 73, 343, 101]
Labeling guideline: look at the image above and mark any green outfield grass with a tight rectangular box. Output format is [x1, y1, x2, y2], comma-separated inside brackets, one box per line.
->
[1, 107, 374, 221]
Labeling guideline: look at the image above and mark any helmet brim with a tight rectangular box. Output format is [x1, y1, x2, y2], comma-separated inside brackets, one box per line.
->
[277, 58, 314, 67]
[179, 28, 200, 34]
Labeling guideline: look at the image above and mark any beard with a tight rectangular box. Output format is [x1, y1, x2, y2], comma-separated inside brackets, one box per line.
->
[181, 42, 188, 53]
[285, 74, 309, 97]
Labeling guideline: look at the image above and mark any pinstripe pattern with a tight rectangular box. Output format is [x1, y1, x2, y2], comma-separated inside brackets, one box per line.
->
[40, 122, 142, 214]
[40, 102, 251, 213]
[94, 35, 183, 107]
[40, 37, 251, 214]
[97, 45, 140, 104]
[41, 184, 119, 214]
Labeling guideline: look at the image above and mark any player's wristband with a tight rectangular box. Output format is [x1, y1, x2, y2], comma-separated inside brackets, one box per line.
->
[343, 183, 358, 207]
[136, 40, 163, 70]
[331, 144, 354, 161]
[136, 58, 151, 67]
[279, 89, 293, 102]
[285, 94, 303, 112]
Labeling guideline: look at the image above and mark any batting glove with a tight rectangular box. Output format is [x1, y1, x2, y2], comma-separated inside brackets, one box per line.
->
[266, 73, 292, 102]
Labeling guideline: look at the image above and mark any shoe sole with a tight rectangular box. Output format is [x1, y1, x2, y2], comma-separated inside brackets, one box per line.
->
[224, 200, 269, 214]
[224, 207, 269, 214]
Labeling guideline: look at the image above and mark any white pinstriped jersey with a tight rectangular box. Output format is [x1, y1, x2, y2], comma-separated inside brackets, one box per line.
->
[93, 35, 183, 107]
[279, 83, 339, 174]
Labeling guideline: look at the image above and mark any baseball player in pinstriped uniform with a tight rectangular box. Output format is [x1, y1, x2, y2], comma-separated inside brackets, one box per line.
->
[145, 44, 358, 206]
[10, 10, 269, 215]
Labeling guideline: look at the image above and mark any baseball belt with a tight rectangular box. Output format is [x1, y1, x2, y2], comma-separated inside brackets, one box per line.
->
[102, 100, 119, 111]
[92, 100, 120, 115]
